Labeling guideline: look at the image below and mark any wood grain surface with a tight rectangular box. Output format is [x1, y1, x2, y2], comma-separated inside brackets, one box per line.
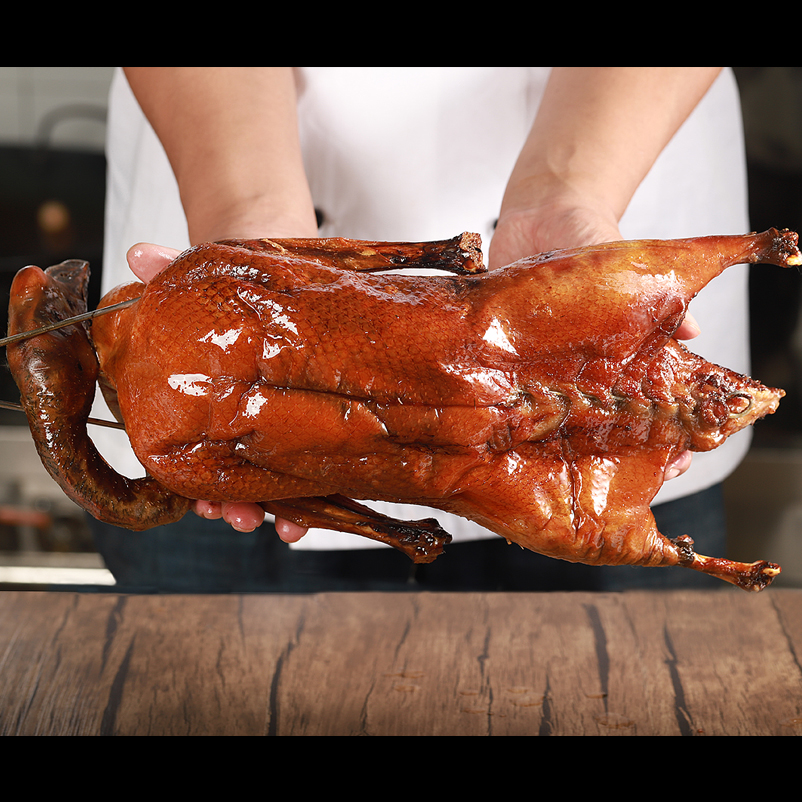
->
[1, 589, 801, 735]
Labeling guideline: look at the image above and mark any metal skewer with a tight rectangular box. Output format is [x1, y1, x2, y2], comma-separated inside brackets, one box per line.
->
[0, 298, 139, 430]
[0, 399, 126, 430]
[0, 297, 140, 349]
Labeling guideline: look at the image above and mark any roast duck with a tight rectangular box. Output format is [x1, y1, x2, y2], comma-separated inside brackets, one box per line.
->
[7, 229, 801, 591]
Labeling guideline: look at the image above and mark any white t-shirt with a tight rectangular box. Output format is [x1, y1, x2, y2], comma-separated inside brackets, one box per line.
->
[98, 67, 751, 549]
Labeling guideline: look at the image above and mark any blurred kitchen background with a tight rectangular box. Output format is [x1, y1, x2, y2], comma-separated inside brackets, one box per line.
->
[0, 67, 113, 588]
[0, 67, 801, 589]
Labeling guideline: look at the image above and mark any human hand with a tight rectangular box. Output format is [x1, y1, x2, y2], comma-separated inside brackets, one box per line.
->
[488, 203, 697, 480]
[126, 242, 307, 540]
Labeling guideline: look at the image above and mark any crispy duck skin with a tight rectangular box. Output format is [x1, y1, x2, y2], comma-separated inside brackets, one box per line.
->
[7, 230, 799, 589]
[6, 261, 192, 529]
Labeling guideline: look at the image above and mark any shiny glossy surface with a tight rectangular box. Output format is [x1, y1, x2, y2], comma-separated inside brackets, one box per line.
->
[9, 231, 801, 587]
[6, 262, 191, 529]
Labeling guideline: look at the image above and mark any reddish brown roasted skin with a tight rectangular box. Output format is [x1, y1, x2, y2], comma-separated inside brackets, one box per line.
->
[6, 261, 191, 529]
[7, 230, 800, 589]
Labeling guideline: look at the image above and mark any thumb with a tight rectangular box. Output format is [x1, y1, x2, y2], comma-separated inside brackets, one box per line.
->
[126, 243, 182, 284]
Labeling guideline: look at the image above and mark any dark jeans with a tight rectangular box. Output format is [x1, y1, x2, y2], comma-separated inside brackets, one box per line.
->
[90, 484, 728, 594]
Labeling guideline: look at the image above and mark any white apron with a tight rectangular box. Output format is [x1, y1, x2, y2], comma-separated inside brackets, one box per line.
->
[99, 67, 751, 550]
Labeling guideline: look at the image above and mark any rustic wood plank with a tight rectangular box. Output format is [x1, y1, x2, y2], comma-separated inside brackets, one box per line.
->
[481, 593, 612, 736]
[641, 589, 802, 735]
[270, 592, 416, 735]
[0, 589, 800, 735]
[0, 592, 310, 736]
[559, 594, 680, 736]
[0, 593, 119, 736]
[362, 593, 511, 736]
[752, 590, 802, 736]
[97, 594, 308, 735]
[772, 590, 802, 659]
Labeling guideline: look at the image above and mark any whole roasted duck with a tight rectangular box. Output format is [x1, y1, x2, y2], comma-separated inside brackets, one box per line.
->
[7, 229, 800, 590]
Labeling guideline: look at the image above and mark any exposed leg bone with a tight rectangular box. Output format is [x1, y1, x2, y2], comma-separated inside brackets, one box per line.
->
[221, 231, 486, 274]
[260, 494, 451, 563]
[672, 535, 781, 592]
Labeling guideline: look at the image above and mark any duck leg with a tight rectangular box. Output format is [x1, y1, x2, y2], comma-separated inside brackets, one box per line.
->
[6, 260, 191, 530]
[672, 535, 780, 592]
[437, 440, 781, 590]
[260, 494, 452, 563]
[217, 231, 486, 274]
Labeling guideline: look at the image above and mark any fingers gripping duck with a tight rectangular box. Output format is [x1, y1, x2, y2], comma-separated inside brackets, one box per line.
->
[7, 229, 800, 590]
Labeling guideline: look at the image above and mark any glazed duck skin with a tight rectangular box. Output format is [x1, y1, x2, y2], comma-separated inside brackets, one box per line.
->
[6, 260, 192, 529]
[7, 230, 800, 589]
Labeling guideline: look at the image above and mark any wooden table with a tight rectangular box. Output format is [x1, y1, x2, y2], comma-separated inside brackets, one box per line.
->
[1, 588, 801, 735]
